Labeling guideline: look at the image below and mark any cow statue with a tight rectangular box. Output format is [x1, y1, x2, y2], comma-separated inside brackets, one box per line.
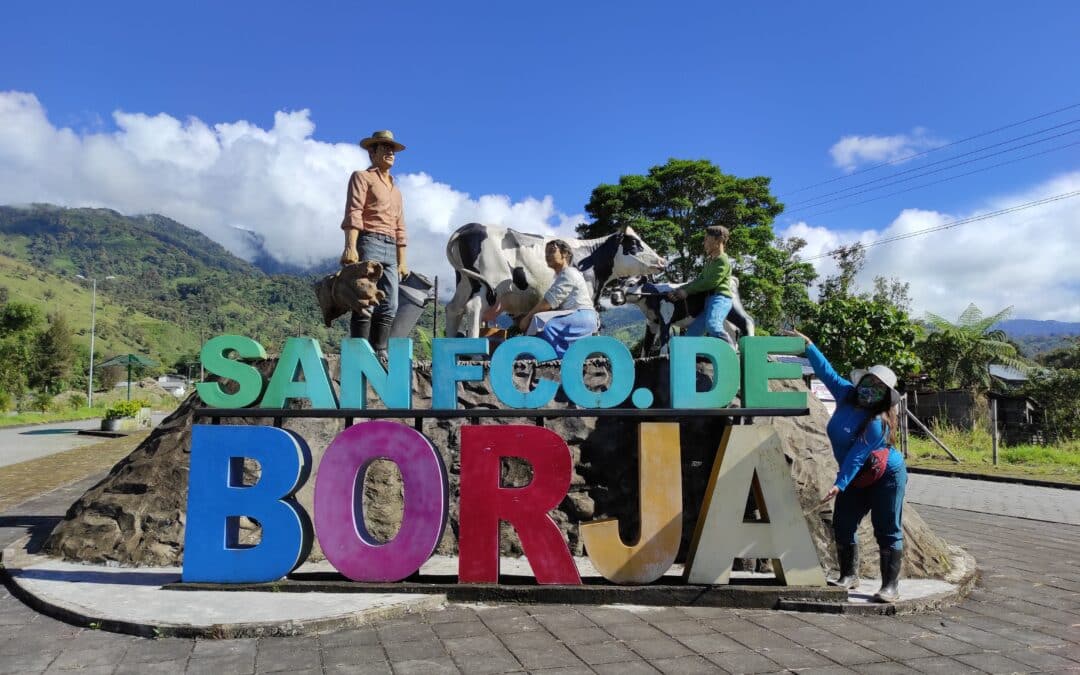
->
[444, 223, 667, 338]
[611, 276, 755, 356]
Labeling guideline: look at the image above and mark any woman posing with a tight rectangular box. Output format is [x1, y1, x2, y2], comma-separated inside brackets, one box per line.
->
[785, 328, 907, 603]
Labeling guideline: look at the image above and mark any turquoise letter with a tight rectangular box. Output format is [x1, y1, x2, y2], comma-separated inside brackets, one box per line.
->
[340, 338, 413, 409]
[197, 335, 267, 408]
[432, 338, 489, 409]
[670, 337, 740, 409]
[561, 336, 634, 408]
[261, 338, 338, 409]
[740, 336, 808, 409]
[490, 336, 559, 408]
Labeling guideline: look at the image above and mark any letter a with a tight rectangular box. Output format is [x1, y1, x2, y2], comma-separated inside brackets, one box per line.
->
[458, 425, 580, 584]
[684, 426, 826, 586]
[581, 423, 682, 584]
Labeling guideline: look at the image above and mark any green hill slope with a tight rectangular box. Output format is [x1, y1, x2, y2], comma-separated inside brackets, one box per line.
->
[0, 205, 338, 370]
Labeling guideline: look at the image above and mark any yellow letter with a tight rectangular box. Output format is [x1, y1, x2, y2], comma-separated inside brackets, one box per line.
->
[581, 423, 681, 584]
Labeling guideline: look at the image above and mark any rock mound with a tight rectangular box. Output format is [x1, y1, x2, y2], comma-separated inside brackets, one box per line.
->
[44, 355, 957, 579]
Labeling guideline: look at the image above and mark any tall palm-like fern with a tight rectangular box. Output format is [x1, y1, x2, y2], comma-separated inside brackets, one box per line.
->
[921, 304, 1032, 392]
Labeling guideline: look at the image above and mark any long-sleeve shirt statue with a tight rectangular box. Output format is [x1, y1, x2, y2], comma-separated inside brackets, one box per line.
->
[680, 253, 733, 297]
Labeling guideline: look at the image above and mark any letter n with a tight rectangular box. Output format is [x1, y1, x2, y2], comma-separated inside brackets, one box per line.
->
[183, 425, 312, 583]
[458, 425, 580, 584]
[684, 426, 826, 586]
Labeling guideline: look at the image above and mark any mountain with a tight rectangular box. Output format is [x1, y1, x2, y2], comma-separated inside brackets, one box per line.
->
[0, 205, 341, 369]
[994, 319, 1080, 357]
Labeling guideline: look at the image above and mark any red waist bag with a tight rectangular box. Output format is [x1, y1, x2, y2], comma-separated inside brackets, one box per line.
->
[851, 448, 891, 488]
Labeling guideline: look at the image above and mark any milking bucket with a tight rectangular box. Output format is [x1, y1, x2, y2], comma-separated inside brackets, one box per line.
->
[390, 271, 435, 338]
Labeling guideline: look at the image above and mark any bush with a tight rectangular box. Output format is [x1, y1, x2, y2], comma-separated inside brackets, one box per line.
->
[31, 391, 52, 413]
[67, 393, 87, 410]
[104, 399, 147, 420]
[0, 390, 11, 412]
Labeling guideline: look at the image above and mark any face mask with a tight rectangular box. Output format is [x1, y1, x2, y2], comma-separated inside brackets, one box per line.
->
[857, 384, 886, 407]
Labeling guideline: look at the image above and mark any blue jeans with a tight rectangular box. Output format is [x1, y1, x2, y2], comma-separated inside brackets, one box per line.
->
[358, 233, 398, 320]
[685, 293, 734, 345]
[537, 309, 599, 358]
[834, 463, 907, 551]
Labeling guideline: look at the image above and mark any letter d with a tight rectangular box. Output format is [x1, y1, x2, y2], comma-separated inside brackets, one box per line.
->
[183, 425, 313, 583]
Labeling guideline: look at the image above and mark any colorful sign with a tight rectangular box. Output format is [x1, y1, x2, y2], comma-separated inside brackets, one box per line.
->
[184, 335, 824, 587]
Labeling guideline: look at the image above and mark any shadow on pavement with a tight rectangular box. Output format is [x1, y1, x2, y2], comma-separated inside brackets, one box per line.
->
[19, 429, 80, 436]
[0, 515, 62, 552]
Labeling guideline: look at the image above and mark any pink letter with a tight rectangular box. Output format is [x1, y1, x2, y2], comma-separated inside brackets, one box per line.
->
[458, 425, 580, 585]
[314, 421, 448, 582]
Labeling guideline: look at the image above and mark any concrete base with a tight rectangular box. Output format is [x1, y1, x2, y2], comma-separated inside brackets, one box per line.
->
[2, 541, 976, 638]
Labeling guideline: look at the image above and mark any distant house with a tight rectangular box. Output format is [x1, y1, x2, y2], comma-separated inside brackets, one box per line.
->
[157, 374, 188, 398]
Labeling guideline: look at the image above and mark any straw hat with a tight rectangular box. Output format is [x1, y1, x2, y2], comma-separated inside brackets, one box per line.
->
[359, 130, 406, 152]
[850, 364, 901, 405]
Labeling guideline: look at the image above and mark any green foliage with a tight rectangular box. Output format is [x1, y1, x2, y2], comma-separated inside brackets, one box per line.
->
[31, 390, 52, 412]
[1022, 368, 1080, 443]
[0, 300, 41, 335]
[105, 399, 147, 420]
[801, 295, 921, 378]
[31, 312, 78, 393]
[0, 390, 12, 412]
[1036, 337, 1080, 369]
[575, 159, 814, 331]
[919, 304, 1032, 392]
[67, 392, 87, 410]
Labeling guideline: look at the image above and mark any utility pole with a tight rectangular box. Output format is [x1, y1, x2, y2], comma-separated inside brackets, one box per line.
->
[76, 275, 114, 408]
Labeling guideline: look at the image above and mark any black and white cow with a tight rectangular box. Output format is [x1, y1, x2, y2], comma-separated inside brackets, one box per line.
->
[445, 223, 667, 338]
[612, 276, 755, 356]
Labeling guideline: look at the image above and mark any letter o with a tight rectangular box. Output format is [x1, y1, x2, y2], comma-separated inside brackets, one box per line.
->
[314, 421, 448, 582]
[490, 337, 559, 408]
[560, 336, 635, 408]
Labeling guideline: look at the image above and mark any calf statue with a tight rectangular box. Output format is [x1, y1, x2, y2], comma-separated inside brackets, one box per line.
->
[313, 260, 387, 328]
[445, 223, 667, 338]
[612, 276, 755, 356]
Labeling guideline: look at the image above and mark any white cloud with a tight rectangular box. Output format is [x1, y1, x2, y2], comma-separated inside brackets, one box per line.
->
[0, 91, 584, 289]
[780, 171, 1080, 321]
[829, 127, 943, 172]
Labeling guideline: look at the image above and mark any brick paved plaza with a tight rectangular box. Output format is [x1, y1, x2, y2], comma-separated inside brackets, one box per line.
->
[1, 466, 1077, 674]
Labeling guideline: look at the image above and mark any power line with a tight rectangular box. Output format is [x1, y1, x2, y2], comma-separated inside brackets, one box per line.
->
[781, 102, 1080, 197]
[799, 190, 1080, 263]
[795, 139, 1080, 219]
[785, 118, 1080, 208]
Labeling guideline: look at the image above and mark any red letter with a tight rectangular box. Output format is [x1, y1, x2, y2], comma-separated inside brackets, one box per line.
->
[458, 425, 580, 584]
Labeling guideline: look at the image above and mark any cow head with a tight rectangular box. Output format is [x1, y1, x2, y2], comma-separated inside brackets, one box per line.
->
[612, 226, 666, 278]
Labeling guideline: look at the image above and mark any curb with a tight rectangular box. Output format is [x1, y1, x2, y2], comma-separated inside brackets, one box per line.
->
[907, 465, 1080, 491]
[0, 542, 445, 639]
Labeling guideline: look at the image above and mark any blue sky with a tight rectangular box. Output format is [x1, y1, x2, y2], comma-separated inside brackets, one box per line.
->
[2, 1, 1079, 318]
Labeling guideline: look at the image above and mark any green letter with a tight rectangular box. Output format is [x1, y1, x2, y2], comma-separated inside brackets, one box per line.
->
[196, 335, 267, 408]
[261, 338, 338, 409]
[740, 336, 807, 409]
[340, 337, 413, 409]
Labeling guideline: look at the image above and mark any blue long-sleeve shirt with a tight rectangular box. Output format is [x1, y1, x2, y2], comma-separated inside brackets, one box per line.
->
[806, 343, 904, 491]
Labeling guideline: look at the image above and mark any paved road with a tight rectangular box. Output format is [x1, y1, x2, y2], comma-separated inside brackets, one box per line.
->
[0, 415, 168, 468]
[907, 472, 1080, 525]
[1, 472, 1078, 674]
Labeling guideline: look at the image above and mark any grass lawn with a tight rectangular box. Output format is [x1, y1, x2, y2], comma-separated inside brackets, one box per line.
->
[0, 408, 108, 428]
[906, 423, 1080, 486]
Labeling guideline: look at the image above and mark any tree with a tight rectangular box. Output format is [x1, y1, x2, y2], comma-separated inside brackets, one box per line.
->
[799, 244, 921, 378]
[576, 158, 815, 330]
[1022, 368, 1080, 443]
[1037, 337, 1080, 370]
[918, 304, 1031, 393]
[31, 312, 79, 394]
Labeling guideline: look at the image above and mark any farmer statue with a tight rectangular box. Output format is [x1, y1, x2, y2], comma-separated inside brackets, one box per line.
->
[340, 129, 409, 357]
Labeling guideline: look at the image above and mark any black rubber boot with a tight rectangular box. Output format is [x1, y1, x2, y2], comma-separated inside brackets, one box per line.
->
[350, 312, 371, 340]
[874, 546, 903, 603]
[370, 316, 394, 359]
[829, 543, 860, 590]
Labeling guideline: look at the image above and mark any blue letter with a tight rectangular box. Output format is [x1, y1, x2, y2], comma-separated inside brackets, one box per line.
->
[670, 337, 740, 409]
[490, 336, 559, 408]
[431, 338, 489, 409]
[183, 425, 313, 583]
[261, 338, 338, 409]
[340, 337, 413, 409]
[561, 336, 635, 408]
